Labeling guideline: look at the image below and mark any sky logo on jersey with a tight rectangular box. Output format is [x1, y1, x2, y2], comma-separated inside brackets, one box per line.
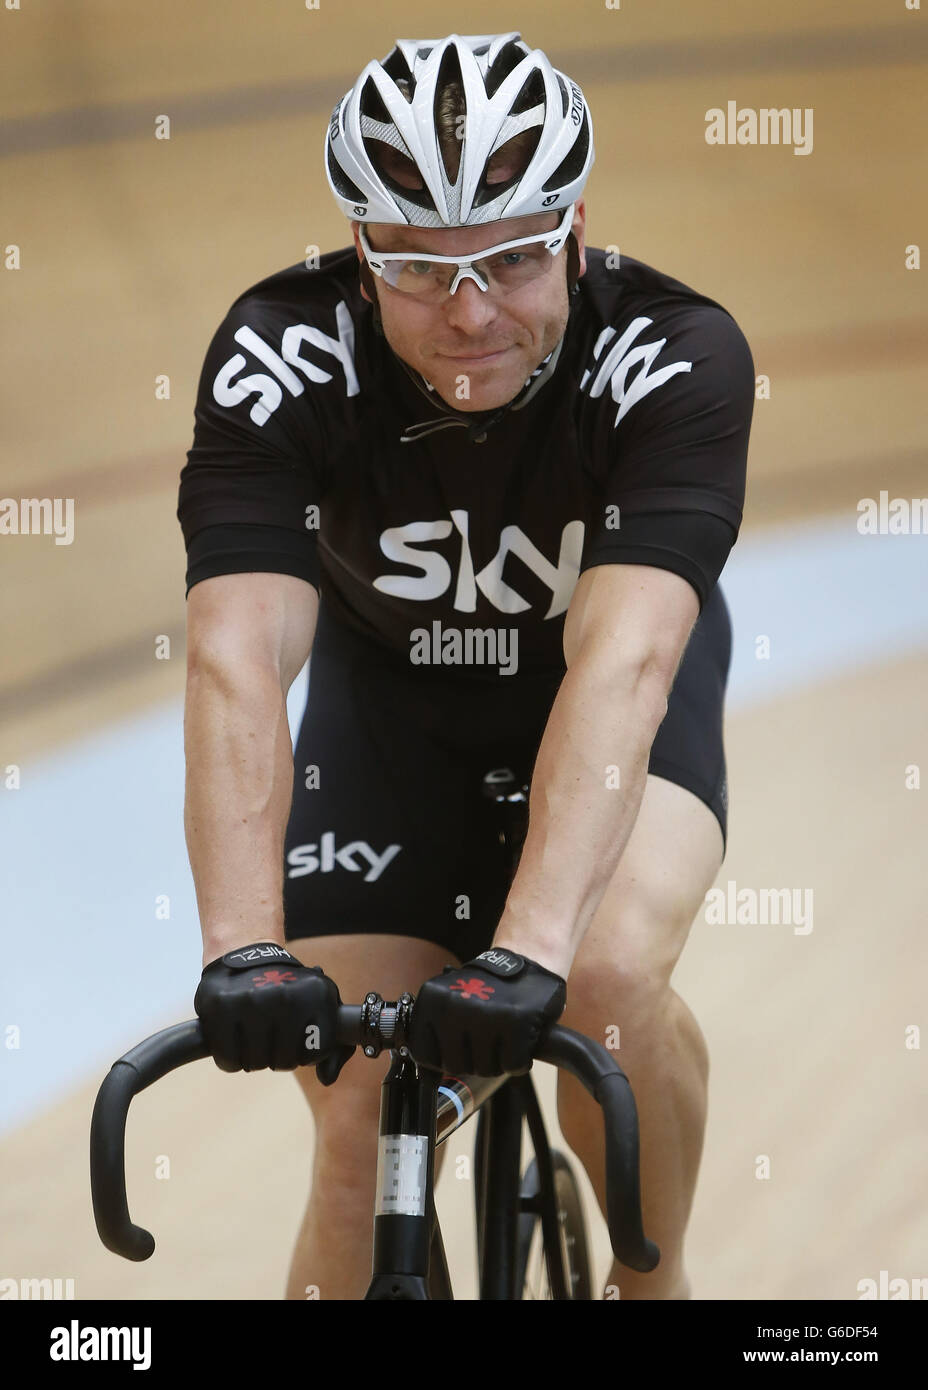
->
[212, 300, 360, 426]
[375, 510, 584, 618]
[580, 316, 692, 427]
[287, 833, 401, 883]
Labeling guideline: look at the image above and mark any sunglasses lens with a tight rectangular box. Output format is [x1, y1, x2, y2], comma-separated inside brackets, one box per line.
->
[383, 259, 458, 295]
[481, 242, 552, 288]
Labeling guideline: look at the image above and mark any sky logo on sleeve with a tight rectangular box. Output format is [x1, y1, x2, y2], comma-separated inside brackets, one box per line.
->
[212, 300, 360, 425]
[580, 316, 692, 427]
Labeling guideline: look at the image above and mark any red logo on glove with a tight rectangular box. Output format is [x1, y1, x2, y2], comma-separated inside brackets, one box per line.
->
[251, 969, 297, 987]
[450, 977, 495, 1001]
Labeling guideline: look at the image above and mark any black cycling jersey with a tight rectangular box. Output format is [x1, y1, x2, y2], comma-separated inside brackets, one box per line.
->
[177, 246, 752, 943]
[177, 245, 754, 680]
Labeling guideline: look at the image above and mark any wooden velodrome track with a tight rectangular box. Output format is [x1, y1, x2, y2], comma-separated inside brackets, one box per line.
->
[2, 1, 926, 1299]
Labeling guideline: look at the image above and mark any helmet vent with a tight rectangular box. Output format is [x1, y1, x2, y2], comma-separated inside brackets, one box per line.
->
[509, 69, 546, 115]
[360, 76, 393, 125]
[541, 108, 591, 192]
[474, 127, 541, 208]
[326, 140, 366, 203]
[383, 47, 414, 84]
[484, 39, 530, 99]
[434, 46, 465, 185]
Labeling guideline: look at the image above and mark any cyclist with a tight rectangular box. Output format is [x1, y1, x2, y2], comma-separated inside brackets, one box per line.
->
[180, 32, 754, 1300]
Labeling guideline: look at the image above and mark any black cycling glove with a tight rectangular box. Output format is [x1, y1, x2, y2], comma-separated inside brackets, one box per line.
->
[194, 941, 354, 1082]
[407, 947, 567, 1077]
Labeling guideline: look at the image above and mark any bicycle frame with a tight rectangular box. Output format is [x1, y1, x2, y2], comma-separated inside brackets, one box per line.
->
[365, 1045, 569, 1299]
[363, 767, 570, 1299]
[475, 1071, 574, 1299]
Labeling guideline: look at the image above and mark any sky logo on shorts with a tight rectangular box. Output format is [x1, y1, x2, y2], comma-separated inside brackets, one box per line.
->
[287, 833, 401, 883]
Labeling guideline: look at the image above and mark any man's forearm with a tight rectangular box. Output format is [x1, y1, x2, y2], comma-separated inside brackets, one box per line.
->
[183, 664, 295, 966]
[492, 649, 667, 978]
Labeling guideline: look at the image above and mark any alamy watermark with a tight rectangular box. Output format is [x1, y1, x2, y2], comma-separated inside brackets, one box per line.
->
[49, 1320, 151, 1369]
[0, 1276, 75, 1299]
[704, 879, 813, 935]
[857, 1270, 927, 1300]
[409, 621, 518, 676]
[0, 497, 74, 545]
[705, 103, 813, 156]
[857, 492, 928, 534]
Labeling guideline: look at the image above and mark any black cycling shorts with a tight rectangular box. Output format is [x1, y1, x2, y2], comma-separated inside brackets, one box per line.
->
[283, 582, 732, 961]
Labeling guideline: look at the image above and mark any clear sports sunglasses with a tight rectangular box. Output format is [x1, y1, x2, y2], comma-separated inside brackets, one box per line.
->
[359, 203, 574, 302]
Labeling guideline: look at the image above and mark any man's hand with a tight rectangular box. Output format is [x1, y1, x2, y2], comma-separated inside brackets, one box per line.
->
[407, 948, 566, 1077]
[194, 940, 355, 1081]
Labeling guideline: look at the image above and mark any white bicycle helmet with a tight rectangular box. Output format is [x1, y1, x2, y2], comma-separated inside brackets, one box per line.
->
[324, 32, 594, 228]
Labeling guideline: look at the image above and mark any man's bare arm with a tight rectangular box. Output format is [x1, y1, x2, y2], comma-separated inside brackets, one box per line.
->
[183, 571, 319, 967]
[491, 563, 700, 978]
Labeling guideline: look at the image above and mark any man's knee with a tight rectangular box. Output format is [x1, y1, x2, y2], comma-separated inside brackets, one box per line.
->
[563, 952, 670, 1048]
[565, 884, 695, 1027]
[559, 889, 700, 1066]
[292, 1044, 382, 1162]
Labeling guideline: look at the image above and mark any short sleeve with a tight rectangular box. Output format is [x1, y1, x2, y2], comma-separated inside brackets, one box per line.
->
[182, 522, 320, 597]
[579, 305, 755, 611]
[177, 300, 327, 595]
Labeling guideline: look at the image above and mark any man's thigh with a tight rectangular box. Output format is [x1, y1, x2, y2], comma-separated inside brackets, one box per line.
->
[559, 772, 723, 1033]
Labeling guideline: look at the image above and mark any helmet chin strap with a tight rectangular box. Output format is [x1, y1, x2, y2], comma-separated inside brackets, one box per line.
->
[565, 231, 581, 294]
